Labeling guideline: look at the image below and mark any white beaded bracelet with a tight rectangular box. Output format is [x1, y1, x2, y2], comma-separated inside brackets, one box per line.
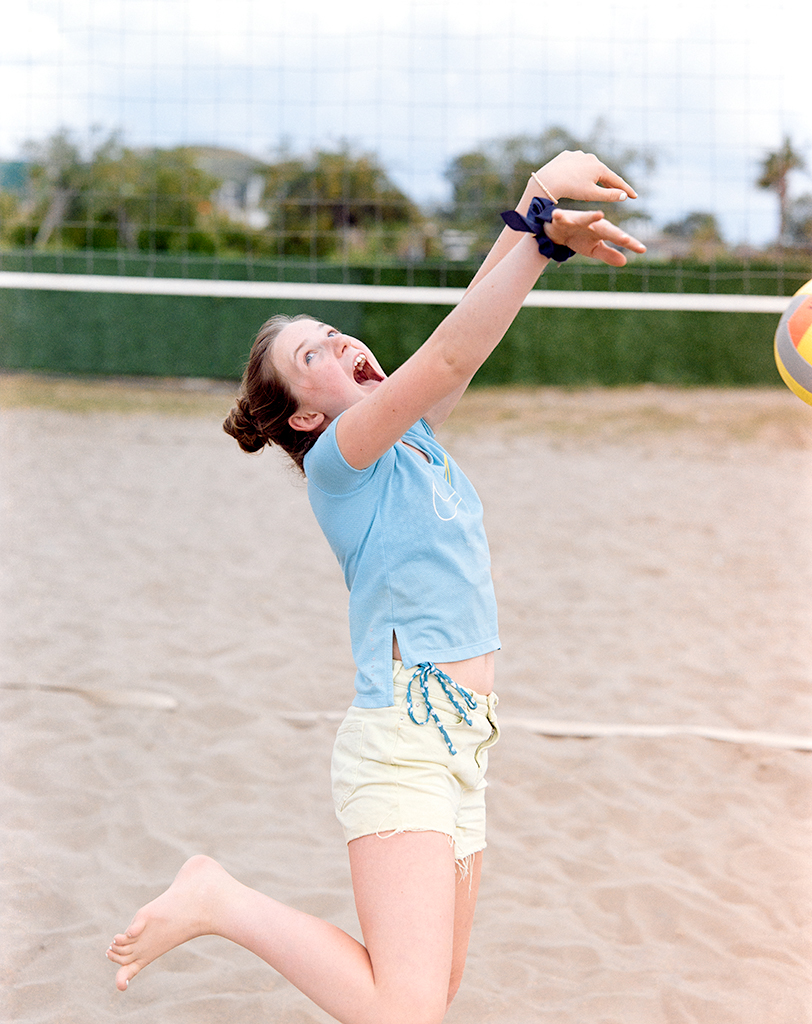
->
[531, 171, 557, 204]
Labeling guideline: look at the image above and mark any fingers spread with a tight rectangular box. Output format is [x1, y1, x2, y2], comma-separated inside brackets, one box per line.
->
[592, 242, 628, 267]
[593, 218, 647, 254]
[546, 204, 645, 263]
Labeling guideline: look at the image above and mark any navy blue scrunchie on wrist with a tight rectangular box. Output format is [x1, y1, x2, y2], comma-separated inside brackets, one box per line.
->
[500, 197, 575, 262]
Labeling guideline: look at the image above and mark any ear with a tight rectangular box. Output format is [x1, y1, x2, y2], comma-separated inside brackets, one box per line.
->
[288, 409, 326, 433]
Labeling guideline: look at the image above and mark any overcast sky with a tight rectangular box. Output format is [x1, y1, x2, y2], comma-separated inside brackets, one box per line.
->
[4, 0, 810, 245]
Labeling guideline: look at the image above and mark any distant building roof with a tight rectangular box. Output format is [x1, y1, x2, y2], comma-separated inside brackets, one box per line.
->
[182, 146, 267, 184]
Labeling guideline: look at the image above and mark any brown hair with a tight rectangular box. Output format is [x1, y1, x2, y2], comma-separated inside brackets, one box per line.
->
[222, 313, 318, 473]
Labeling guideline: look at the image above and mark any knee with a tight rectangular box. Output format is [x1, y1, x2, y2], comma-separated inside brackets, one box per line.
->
[410, 995, 448, 1024]
[382, 989, 448, 1024]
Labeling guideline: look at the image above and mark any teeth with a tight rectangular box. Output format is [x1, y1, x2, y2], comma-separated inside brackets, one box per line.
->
[354, 354, 366, 369]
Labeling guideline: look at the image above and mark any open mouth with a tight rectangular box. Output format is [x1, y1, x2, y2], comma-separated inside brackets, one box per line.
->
[353, 353, 384, 385]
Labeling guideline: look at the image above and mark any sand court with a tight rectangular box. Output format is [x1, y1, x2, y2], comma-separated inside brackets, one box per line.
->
[1, 376, 811, 1023]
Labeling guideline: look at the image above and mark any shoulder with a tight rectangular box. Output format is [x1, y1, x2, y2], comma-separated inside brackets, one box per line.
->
[306, 417, 432, 496]
[305, 417, 389, 496]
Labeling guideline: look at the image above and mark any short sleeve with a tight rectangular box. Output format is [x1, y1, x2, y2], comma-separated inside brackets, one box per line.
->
[304, 418, 375, 496]
[411, 418, 435, 440]
[304, 416, 431, 496]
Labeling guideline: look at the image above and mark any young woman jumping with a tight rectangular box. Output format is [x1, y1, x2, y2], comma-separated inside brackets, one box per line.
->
[106, 149, 645, 1024]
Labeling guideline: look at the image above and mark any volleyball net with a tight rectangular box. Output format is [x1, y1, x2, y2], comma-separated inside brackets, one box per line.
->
[0, 270, 793, 315]
[1, 0, 809, 330]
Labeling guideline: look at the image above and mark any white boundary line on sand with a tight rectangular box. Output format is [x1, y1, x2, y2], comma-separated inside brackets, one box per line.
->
[0, 271, 791, 314]
[5, 683, 808, 749]
[282, 711, 812, 751]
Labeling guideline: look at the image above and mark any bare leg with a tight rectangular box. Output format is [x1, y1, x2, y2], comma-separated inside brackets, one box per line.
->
[106, 855, 372, 1005]
[448, 851, 482, 1005]
[346, 831, 456, 1021]
[107, 833, 478, 1024]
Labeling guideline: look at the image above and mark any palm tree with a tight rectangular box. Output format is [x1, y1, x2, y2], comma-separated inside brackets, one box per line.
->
[757, 136, 806, 245]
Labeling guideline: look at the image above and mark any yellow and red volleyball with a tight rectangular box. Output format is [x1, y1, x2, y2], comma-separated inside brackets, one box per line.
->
[774, 280, 812, 406]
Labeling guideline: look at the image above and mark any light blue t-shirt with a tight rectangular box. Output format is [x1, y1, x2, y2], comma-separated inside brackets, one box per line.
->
[304, 417, 500, 707]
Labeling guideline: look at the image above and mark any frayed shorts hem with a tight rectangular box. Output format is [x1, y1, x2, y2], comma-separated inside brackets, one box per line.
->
[346, 828, 483, 881]
[344, 824, 487, 858]
[331, 661, 500, 862]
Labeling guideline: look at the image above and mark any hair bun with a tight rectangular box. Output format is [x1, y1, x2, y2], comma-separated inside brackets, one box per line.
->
[223, 396, 266, 453]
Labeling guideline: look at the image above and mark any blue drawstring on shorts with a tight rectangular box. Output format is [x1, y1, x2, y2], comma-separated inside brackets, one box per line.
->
[406, 662, 478, 755]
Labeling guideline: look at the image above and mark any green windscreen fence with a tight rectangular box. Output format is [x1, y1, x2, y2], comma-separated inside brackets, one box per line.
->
[1, 253, 805, 386]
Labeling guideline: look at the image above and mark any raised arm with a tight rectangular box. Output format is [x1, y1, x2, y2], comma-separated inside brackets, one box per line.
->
[334, 153, 646, 469]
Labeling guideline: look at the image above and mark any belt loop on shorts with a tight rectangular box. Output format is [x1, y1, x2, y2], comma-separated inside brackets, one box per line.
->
[406, 662, 478, 756]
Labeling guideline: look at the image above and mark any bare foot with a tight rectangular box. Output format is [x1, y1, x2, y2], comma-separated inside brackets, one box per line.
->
[106, 854, 238, 991]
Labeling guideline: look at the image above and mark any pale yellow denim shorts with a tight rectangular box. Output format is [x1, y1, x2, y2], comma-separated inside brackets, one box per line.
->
[331, 660, 500, 860]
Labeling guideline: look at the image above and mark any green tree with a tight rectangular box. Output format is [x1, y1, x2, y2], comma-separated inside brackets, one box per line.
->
[267, 145, 421, 258]
[662, 211, 725, 258]
[445, 150, 505, 230]
[786, 194, 812, 250]
[757, 136, 807, 245]
[20, 128, 220, 251]
[0, 189, 21, 242]
[663, 211, 724, 243]
[444, 121, 656, 245]
[128, 147, 220, 252]
[23, 128, 89, 247]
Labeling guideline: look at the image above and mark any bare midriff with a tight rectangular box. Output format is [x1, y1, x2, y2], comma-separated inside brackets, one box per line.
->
[392, 636, 495, 696]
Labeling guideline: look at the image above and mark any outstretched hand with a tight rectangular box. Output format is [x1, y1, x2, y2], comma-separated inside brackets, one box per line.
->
[536, 150, 638, 205]
[545, 209, 647, 267]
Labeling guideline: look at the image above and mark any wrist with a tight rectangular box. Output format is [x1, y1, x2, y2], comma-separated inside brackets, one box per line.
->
[500, 198, 574, 263]
[529, 171, 558, 204]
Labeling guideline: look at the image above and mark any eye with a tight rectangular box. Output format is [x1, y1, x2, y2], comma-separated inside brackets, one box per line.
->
[304, 350, 315, 365]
